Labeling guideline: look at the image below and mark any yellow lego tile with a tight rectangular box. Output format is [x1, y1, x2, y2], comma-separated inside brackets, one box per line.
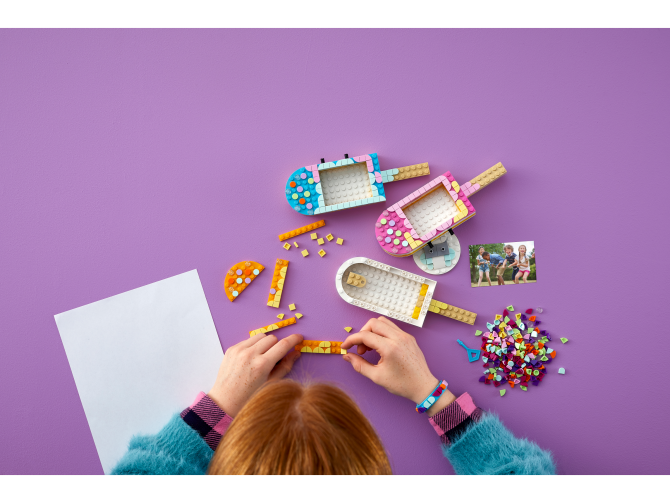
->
[336, 238, 343, 245]
[277, 313, 284, 319]
[295, 313, 303, 319]
[249, 317, 297, 337]
[301, 250, 309, 257]
[318, 249, 326, 257]
[317, 237, 324, 245]
[282, 243, 291, 251]
[289, 303, 296, 311]
[326, 233, 334, 241]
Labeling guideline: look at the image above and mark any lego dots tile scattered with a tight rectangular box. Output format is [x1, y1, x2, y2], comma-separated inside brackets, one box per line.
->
[344, 327, 353, 333]
[293, 242, 299, 248]
[317, 237, 324, 245]
[478, 307, 560, 393]
[326, 234, 334, 241]
[295, 340, 347, 355]
[283, 243, 291, 251]
[267, 259, 289, 308]
[224, 261, 264, 302]
[295, 313, 303, 319]
[249, 316, 297, 337]
[336, 238, 344, 245]
[558, 368, 566, 374]
[310, 233, 317, 240]
[277, 313, 284, 319]
[278, 220, 325, 241]
[289, 303, 296, 311]
[301, 250, 309, 257]
[318, 249, 326, 257]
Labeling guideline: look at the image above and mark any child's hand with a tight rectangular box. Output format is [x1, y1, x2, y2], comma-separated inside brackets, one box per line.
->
[341, 317, 455, 415]
[207, 333, 303, 417]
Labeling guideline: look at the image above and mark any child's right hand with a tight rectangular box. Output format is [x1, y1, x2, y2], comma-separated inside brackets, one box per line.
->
[341, 317, 455, 415]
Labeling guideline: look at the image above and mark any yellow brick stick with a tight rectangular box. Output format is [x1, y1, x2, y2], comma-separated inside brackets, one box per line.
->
[249, 317, 297, 337]
[428, 299, 477, 325]
[385, 163, 431, 182]
[267, 259, 289, 308]
[464, 162, 507, 197]
[294, 340, 347, 354]
[278, 220, 326, 241]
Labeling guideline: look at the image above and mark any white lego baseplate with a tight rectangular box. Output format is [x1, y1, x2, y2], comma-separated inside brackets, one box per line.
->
[402, 185, 460, 238]
[335, 257, 437, 327]
[320, 162, 373, 206]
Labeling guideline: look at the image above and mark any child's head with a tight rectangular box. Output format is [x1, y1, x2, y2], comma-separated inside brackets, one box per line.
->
[208, 380, 392, 475]
[504, 245, 514, 255]
[519, 245, 526, 257]
[482, 252, 490, 259]
[478, 247, 485, 254]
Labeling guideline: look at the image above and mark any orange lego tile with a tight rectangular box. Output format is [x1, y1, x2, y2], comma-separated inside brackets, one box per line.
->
[278, 220, 326, 241]
[267, 259, 289, 308]
[294, 340, 347, 355]
[224, 261, 265, 302]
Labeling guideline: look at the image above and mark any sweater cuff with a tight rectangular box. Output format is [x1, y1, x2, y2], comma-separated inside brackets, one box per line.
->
[428, 392, 483, 446]
[180, 392, 233, 450]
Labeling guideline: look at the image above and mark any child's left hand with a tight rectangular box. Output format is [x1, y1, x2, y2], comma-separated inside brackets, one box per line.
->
[207, 332, 303, 417]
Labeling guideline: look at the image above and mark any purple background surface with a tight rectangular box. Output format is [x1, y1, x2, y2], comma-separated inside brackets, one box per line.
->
[1, 29, 668, 475]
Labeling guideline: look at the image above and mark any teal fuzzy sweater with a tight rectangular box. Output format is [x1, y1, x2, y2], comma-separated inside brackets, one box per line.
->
[111, 391, 555, 475]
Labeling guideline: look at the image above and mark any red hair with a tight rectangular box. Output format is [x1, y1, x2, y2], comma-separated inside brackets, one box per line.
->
[208, 380, 392, 475]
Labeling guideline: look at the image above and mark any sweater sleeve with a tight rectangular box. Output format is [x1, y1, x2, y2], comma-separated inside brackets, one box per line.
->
[428, 392, 556, 475]
[111, 392, 233, 475]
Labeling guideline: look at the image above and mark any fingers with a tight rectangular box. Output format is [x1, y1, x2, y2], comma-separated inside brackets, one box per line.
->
[268, 350, 301, 381]
[342, 353, 378, 381]
[236, 332, 269, 349]
[357, 343, 372, 355]
[341, 331, 386, 351]
[252, 333, 279, 354]
[360, 316, 404, 340]
[263, 332, 304, 363]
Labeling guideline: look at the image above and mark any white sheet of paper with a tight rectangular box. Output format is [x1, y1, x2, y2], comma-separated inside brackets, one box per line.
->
[55, 269, 223, 474]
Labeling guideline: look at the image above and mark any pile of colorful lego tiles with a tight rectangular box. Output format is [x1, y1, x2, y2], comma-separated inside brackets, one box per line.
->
[478, 307, 555, 392]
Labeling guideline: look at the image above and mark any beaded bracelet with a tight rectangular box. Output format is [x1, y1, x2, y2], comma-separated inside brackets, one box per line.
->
[415, 380, 448, 413]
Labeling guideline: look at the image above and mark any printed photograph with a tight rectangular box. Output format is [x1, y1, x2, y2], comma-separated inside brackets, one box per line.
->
[469, 241, 536, 287]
